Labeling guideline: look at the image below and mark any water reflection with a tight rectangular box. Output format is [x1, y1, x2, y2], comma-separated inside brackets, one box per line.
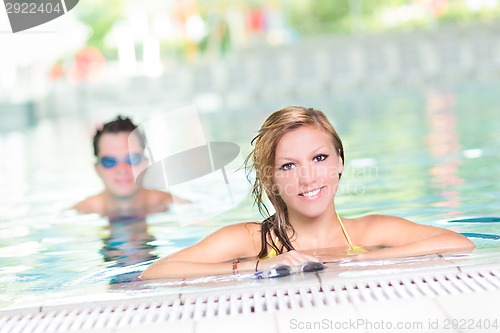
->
[425, 90, 463, 212]
[100, 214, 158, 284]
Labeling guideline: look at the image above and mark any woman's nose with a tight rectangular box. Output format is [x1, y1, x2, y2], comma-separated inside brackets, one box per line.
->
[298, 164, 316, 184]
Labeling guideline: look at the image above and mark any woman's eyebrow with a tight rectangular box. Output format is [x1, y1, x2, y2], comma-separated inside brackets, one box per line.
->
[311, 145, 328, 153]
[275, 145, 329, 163]
[274, 156, 297, 165]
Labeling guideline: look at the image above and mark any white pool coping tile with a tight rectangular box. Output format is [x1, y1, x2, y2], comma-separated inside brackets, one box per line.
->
[354, 297, 454, 333]
[115, 321, 194, 333]
[276, 304, 362, 333]
[435, 290, 500, 333]
[195, 313, 276, 333]
[2, 257, 500, 333]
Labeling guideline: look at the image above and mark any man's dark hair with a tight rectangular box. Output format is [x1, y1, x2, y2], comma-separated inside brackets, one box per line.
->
[93, 115, 145, 156]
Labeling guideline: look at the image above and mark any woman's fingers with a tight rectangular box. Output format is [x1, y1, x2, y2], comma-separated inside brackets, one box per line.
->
[259, 250, 320, 270]
[300, 252, 321, 262]
[285, 251, 319, 266]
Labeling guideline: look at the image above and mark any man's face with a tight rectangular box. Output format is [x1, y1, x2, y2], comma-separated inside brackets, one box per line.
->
[95, 132, 147, 199]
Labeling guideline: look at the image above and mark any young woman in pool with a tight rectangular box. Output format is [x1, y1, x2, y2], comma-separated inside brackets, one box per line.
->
[140, 106, 475, 279]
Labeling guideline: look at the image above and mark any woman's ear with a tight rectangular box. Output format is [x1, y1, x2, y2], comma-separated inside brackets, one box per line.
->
[337, 154, 344, 175]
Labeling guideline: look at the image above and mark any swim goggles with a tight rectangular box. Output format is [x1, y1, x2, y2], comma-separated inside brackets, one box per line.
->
[253, 262, 325, 279]
[98, 153, 143, 169]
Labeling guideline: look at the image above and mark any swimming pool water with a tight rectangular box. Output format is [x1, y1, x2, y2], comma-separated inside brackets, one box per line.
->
[0, 81, 499, 310]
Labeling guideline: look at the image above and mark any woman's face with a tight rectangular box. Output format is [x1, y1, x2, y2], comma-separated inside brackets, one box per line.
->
[272, 125, 343, 220]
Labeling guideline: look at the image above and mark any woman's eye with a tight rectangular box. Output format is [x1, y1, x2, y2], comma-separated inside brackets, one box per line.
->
[280, 163, 295, 171]
[313, 154, 328, 162]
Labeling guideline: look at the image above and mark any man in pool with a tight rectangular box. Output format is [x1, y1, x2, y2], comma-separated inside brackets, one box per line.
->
[74, 115, 180, 217]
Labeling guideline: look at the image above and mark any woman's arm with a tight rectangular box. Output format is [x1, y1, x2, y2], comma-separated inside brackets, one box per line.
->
[354, 215, 475, 260]
[140, 222, 261, 279]
[140, 222, 321, 279]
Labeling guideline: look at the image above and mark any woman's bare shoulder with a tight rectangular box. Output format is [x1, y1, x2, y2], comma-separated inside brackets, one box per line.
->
[172, 221, 263, 261]
[211, 221, 261, 239]
[343, 214, 410, 243]
[347, 214, 409, 226]
[347, 213, 444, 245]
[217, 222, 262, 253]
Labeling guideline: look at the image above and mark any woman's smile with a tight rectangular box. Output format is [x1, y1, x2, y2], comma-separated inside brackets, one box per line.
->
[299, 186, 325, 199]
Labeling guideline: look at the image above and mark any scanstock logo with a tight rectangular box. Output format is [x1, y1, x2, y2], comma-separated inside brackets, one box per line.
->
[4, 0, 79, 33]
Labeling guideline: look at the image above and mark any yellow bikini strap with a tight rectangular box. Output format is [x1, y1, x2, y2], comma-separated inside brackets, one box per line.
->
[337, 213, 354, 247]
[337, 213, 367, 254]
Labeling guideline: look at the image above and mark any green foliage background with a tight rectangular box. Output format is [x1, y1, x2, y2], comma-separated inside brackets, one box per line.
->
[75, 0, 500, 59]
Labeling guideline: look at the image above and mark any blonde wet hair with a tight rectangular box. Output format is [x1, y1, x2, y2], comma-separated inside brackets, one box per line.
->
[245, 106, 344, 258]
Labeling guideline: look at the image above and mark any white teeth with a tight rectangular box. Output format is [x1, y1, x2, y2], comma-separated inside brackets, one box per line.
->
[302, 188, 321, 197]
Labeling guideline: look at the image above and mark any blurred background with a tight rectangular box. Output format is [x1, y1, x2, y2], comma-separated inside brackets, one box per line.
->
[1, 0, 500, 224]
[2, 0, 500, 122]
[1, 0, 500, 220]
